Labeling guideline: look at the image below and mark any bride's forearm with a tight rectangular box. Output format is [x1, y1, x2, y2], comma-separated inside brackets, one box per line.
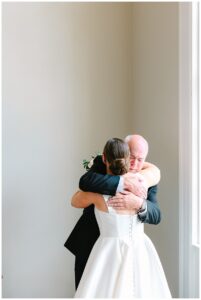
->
[71, 191, 93, 208]
[71, 190, 101, 208]
[139, 162, 161, 188]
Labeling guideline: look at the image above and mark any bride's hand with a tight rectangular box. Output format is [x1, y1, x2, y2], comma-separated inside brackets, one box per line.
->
[123, 172, 147, 199]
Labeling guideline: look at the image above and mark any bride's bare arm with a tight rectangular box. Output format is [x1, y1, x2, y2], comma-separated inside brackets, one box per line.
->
[71, 191, 103, 208]
[139, 162, 161, 187]
[123, 163, 160, 198]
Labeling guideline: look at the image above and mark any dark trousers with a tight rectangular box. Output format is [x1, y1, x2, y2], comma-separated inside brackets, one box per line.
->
[75, 256, 89, 289]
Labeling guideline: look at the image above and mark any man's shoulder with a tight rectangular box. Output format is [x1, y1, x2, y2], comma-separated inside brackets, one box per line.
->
[93, 155, 103, 164]
[148, 185, 158, 193]
[91, 155, 106, 173]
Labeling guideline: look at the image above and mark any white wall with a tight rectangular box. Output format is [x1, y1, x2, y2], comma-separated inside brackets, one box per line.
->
[2, 3, 132, 297]
[3, 2, 180, 298]
[131, 3, 179, 297]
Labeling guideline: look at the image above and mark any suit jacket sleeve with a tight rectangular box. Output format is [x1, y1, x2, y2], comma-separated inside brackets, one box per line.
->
[138, 185, 161, 225]
[79, 155, 120, 196]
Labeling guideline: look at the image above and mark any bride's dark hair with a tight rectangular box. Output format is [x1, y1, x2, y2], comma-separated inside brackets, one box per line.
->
[103, 138, 130, 175]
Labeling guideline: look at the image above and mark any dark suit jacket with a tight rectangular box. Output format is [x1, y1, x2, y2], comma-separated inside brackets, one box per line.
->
[64, 156, 161, 258]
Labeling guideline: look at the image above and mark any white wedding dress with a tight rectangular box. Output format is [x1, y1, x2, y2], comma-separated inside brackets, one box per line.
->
[75, 196, 172, 298]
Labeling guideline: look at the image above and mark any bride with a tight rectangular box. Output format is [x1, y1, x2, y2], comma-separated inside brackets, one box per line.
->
[72, 138, 171, 298]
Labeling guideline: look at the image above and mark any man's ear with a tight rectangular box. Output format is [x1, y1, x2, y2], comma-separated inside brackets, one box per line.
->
[102, 153, 106, 164]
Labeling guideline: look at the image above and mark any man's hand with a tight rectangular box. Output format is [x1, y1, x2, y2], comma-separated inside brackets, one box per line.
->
[123, 172, 147, 199]
[107, 191, 144, 211]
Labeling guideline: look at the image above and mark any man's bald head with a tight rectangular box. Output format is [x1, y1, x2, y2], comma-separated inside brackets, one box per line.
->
[125, 134, 149, 172]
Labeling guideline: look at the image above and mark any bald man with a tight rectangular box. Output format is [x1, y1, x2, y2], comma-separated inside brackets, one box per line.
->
[64, 135, 161, 289]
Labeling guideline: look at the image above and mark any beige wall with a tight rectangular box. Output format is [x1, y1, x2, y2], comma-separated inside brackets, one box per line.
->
[3, 2, 179, 298]
[2, 3, 132, 297]
[132, 3, 179, 297]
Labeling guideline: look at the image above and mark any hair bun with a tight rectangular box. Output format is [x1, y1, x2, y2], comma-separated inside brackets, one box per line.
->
[109, 158, 129, 175]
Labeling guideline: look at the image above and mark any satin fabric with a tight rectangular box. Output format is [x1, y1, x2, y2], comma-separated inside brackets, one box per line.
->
[75, 197, 171, 298]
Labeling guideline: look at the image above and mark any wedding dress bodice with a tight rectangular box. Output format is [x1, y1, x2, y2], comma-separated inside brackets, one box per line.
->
[95, 207, 144, 239]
